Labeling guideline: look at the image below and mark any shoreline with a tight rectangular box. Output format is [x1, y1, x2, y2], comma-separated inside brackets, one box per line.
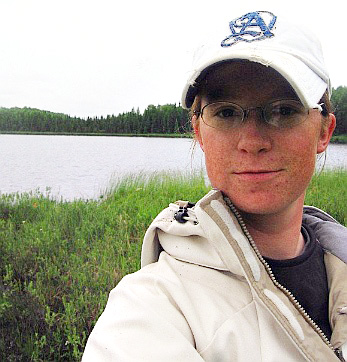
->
[0, 131, 192, 138]
[331, 134, 347, 144]
[1, 131, 346, 143]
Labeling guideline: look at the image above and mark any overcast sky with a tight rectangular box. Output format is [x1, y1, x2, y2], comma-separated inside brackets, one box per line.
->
[0, 0, 346, 118]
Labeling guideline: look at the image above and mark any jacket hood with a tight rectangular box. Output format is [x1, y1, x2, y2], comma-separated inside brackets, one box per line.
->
[141, 190, 347, 272]
[303, 206, 347, 263]
[141, 190, 234, 272]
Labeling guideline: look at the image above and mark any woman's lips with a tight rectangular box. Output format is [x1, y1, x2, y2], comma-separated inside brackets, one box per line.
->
[233, 170, 283, 181]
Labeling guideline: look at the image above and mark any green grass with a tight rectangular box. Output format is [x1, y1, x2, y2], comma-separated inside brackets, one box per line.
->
[0, 170, 346, 361]
[305, 169, 347, 224]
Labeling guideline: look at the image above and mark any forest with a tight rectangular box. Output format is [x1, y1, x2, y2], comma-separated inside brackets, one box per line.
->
[0, 104, 190, 135]
[0, 86, 346, 135]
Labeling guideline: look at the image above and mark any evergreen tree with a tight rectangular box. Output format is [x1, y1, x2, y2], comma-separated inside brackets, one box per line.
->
[331, 86, 347, 134]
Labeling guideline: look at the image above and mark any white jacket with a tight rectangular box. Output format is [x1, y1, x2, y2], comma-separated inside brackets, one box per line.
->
[83, 190, 347, 361]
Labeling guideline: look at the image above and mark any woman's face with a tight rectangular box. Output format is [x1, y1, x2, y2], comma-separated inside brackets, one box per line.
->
[194, 61, 335, 216]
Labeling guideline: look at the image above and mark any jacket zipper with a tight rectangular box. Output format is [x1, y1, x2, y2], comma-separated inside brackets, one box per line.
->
[223, 197, 337, 355]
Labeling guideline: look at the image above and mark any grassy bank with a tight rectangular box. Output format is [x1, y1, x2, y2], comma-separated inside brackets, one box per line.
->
[0, 170, 346, 360]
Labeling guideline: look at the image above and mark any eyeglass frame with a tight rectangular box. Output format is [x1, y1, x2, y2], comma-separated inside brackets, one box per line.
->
[193, 99, 324, 129]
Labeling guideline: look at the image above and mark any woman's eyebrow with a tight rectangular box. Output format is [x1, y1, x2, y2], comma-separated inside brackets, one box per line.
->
[205, 88, 227, 102]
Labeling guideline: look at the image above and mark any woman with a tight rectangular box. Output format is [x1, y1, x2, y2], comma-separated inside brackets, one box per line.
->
[83, 11, 347, 361]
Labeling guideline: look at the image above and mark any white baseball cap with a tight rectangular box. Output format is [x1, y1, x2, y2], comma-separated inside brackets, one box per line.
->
[181, 11, 331, 109]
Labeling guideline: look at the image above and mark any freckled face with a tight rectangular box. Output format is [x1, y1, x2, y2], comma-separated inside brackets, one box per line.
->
[194, 62, 333, 216]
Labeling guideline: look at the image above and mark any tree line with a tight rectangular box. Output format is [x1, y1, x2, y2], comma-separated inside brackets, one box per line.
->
[0, 104, 190, 135]
[0, 86, 346, 135]
[331, 86, 347, 134]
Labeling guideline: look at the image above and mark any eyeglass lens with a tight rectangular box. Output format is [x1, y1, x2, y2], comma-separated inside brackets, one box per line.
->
[201, 100, 308, 129]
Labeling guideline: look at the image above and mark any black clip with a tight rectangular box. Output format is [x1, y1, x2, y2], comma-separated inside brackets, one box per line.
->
[174, 207, 189, 223]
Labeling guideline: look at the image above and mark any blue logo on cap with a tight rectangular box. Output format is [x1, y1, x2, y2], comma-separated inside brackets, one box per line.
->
[221, 11, 277, 47]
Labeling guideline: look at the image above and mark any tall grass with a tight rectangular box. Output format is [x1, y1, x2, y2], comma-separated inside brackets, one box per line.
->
[306, 169, 346, 225]
[0, 170, 346, 361]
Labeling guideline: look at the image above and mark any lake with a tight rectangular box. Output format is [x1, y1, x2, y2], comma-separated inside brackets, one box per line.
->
[1, 134, 346, 201]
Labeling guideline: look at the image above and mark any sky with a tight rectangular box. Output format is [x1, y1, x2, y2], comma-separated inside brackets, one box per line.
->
[0, 0, 346, 119]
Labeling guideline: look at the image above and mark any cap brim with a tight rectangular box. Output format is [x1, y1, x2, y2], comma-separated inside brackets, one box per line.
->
[182, 49, 328, 109]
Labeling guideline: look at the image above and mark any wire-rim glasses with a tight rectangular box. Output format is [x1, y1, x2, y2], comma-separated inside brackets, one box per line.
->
[195, 100, 321, 130]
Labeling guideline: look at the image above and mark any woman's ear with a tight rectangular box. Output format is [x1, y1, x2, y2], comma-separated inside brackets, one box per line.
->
[317, 113, 336, 154]
[192, 115, 204, 151]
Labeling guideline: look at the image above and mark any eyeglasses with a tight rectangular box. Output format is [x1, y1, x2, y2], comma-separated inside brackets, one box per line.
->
[195, 100, 322, 130]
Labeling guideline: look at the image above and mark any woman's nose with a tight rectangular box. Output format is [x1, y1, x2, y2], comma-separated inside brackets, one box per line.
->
[236, 115, 272, 154]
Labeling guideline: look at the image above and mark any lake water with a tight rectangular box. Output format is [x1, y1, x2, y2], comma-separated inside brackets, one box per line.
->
[1, 134, 346, 200]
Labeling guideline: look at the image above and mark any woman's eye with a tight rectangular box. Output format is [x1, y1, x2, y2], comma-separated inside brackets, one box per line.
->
[217, 108, 236, 118]
[278, 106, 296, 116]
[271, 102, 302, 118]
